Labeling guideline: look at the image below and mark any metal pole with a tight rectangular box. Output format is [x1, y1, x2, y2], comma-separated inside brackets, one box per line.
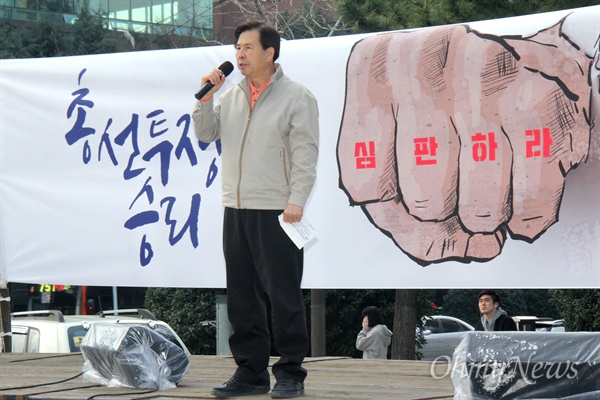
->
[1, 284, 12, 352]
[310, 289, 326, 357]
[112, 286, 118, 313]
[216, 295, 232, 356]
[75, 286, 82, 315]
[328, 17, 342, 37]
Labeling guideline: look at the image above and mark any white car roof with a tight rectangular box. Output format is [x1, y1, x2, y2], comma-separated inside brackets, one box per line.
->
[11, 309, 190, 355]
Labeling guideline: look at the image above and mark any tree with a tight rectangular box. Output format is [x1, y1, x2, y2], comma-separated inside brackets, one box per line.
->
[27, 18, 69, 57]
[550, 289, 600, 331]
[392, 289, 418, 359]
[71, 5, 115, 55]
[322, 288, 432, 359]
[446, 0, 598, 23]
[0, 15, 69, 58]
[392, 289, 432, 359]
[0, 4, 116, 58]
[219, 0, 349, 39]
[333, 0, 433, 33]
[321, 289, 395, 357]
[334, 0, 598, 32]
[0, 16, 21, 58]
[145, 288, 226, 355]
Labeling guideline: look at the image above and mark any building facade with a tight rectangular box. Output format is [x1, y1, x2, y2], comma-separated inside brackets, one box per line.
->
[0, 0, 215, 39]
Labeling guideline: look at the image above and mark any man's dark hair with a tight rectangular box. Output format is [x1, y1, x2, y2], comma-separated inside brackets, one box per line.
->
[362, 306, 384, 328]
[478, 290, 500, 306]
[234, 21, 280, 61]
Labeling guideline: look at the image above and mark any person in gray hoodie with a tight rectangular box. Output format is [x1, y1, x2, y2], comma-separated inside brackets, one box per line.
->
[474, 290, 517, 331]
[356, 306, 393, 359]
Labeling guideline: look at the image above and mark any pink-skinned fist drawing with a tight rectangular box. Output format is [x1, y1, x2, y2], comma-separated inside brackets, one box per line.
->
[337, 17, 598, 266]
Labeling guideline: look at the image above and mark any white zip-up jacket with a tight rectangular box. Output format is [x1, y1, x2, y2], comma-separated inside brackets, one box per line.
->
[192, 64, 319, 210]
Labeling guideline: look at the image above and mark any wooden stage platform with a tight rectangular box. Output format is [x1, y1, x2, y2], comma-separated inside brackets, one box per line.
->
[0, 353, 455, 399]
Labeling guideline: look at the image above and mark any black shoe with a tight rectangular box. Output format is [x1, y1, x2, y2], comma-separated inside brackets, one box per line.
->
[211, 377, 270, 398]
[271, 378, 305, 399]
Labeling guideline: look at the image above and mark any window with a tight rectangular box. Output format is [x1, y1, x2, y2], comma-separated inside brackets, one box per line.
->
[28, 328, 40, 352]
[12, 326, 41, 353]
[68, 325, 89, 352]
[11, 326, 28, 353]
[424, 319, 440, 334]
[152, 324, 184, 350]
[440, 319, 466, 333]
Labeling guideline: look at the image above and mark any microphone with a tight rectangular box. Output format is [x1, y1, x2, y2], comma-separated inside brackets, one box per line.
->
[194, 61, 234, 100]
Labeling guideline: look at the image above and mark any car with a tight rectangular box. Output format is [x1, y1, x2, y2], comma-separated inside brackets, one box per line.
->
[10, 308, 190, 355]
[535, 319, 565, 332]
[511, 316, 566, 332]
[511, 315, 540, 331]
[534, 319, 565, 332]
[419, 315, 474, 361]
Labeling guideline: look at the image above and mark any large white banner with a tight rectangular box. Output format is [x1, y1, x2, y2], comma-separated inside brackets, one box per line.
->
[1, 7, 599, 288]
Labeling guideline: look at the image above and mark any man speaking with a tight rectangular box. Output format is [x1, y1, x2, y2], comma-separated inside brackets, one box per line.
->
[192, 21, 319, 399]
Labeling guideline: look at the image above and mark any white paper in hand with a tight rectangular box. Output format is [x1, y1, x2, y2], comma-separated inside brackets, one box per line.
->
[278, 215, 317, 249]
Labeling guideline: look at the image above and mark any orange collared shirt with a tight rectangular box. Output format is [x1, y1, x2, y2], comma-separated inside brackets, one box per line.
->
[249, 79, 270, 110]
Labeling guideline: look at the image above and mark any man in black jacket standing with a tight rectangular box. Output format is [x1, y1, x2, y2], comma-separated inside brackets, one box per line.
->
[475, 290, 517, 331]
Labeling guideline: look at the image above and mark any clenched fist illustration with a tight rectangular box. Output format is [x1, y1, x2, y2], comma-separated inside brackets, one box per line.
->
[337, 18, 598, 266]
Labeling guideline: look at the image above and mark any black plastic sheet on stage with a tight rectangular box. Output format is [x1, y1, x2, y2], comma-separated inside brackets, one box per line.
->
[451, 331, 600, 399]
[81, 322, 190, 390]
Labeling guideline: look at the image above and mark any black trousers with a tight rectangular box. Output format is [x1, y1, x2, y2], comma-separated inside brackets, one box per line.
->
[223, 208, 309, 385]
